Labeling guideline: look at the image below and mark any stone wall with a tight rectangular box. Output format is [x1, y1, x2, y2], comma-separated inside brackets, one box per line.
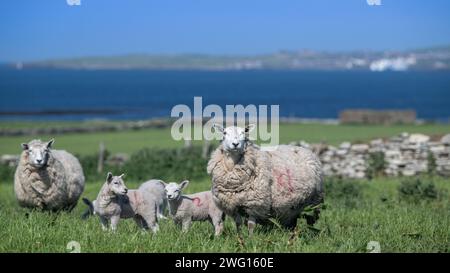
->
[290, 133, 450, 178]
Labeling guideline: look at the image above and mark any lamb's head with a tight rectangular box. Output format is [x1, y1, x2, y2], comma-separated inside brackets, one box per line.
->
[163, 180, 189, 201]
[106, 172, 128, 195]
[213, 124, 255, 154]
[21, 139, 54, 169]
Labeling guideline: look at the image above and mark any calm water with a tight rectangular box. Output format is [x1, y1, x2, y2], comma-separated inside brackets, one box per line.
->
[0, 68, 449, 121]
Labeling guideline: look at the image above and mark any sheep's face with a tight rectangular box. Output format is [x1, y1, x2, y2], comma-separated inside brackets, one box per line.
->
[106, 172, 128, 195]
[21, 139, 54, 169]
[164, 180, 189, 201]
[214, 124, 255, 154]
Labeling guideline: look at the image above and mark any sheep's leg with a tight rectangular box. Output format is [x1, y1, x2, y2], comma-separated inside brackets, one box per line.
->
[157, 205, 167, 220]
[247, 216, 256, 236]
[182, 218, 192, 233]
[141, 210, 159, 234]
[151, 223, 160, 233]
[234, 214, 243, 233]
[110, 215, 120, 232]
[212, 216, 224, 236]
[134, 215, 148, 231]
[305, 208, 321, 226]
[100, 216, 109, 231]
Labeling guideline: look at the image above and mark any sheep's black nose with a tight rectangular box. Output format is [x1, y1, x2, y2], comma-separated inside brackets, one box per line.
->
[232, 142, 239, 147]
[36, 159, 42, 163]
[124, 189, 128, 193]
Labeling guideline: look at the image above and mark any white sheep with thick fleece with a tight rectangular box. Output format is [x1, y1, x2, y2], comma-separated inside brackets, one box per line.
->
[14, 139, 85, 211]
[207, 124, 324, 235]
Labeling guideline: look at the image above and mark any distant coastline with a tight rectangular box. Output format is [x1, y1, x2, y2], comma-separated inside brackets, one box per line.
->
[0, 109, 121, 116]
[7, 46, 450, 71]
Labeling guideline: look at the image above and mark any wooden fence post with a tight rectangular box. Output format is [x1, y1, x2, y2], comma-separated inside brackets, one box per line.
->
[97, 142, 105, 174]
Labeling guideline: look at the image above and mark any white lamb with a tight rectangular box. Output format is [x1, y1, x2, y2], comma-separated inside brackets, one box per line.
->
[86, 173, 165, 233]
[163, 180, 225, 236]
[14, 139, 85, 211]
[82, 179, 167, 221]
[207, 125, 324, 235]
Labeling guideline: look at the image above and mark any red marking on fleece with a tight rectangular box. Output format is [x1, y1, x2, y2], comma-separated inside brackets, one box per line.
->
[192, 197, 203, 207]
[273, 169, 294, 193]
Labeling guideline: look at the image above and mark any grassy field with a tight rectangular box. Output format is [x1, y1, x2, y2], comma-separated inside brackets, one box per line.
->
[0, 122, 449, 253]
[0, 122, 449, 155]
[0, 176, 448, 253]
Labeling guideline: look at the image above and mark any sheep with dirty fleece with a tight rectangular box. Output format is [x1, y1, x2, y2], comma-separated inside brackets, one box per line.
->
[87, 172, 164, 233]
[163, 180, 225, 236]
[14, 139, 85, 211]
[207, 124, 324, 235]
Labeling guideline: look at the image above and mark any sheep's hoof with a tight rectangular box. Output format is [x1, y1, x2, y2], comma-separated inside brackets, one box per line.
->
[158, 214, 168, 220]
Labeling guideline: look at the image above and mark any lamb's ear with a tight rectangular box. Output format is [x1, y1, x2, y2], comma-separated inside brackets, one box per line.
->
[245, 124, 256, 133]
[159, 181, 168, 188]
[21, 143, 29, 151]
[119, 173, 126, 179]
[46, 139, 55, 149]
[106, 172, 113, 183]
[213, 123, 224, 134]
[179, 180, 189, 190]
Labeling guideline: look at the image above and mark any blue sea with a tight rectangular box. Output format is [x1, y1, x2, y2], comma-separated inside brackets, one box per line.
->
[0, 67, 449, 121]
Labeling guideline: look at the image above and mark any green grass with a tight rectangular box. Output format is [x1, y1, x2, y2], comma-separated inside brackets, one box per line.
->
[0, 176, 449, 253]
[0, 122, 449, 155]
[0, 122, 449, 252]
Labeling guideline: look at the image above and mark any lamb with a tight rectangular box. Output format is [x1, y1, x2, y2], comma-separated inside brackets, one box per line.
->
[87, 172, 164, 233]
[82, 179, 167, 221]
[207, 124, 324, 235]
[14, 139, 85, 211]
[163, 180, 225, 236]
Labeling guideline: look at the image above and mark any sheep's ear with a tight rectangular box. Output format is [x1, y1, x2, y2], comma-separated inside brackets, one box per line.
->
[245, 124, 256, 133]
[46, 139, 55, 149]
[159, 181, 168, 188]
[119, 173, 126, 179]
[106, 172, 113, 183]
[21, 143, 29, 151]
[213, 123, 224, 134]
[179, 180, 189, 190]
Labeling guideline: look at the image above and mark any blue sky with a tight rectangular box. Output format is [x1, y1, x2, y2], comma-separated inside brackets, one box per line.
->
[0, 0, 449, 61]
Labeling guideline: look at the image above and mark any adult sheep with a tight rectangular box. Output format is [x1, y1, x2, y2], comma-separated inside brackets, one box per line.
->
[14, 139, 85, 211]
[207, 125, 323, 235]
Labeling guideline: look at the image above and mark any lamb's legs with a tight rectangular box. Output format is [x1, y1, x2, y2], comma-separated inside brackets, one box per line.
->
[211, 215, 224, 236]
[100, 216, 109, 231]
[110, 215, 120, 232]
[182, 219, 192, 233]
[134, 215, 148, 231]
[247, 216, 256, 236]
[214, 222, 224, 236]
[157, 204, 167, 220]
[141, 211, 159, 234]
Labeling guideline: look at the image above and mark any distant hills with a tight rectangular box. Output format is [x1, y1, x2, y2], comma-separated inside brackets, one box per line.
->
[10, 46, 450, 71]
